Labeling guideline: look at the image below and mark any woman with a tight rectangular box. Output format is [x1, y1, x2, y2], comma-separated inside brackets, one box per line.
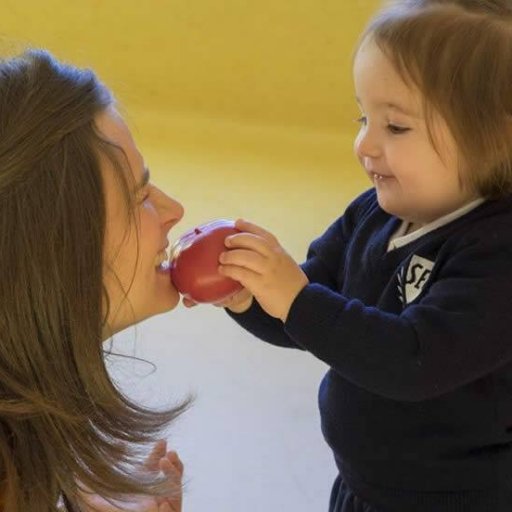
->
[0, 49, 189, 511]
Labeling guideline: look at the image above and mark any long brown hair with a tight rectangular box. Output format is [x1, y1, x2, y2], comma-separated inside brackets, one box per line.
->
[0, 49, 189, 511]
[357, 0, 512, 198]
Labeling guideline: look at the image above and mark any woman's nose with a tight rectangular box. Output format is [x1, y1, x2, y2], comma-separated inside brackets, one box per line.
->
[158, 191, 184, 228]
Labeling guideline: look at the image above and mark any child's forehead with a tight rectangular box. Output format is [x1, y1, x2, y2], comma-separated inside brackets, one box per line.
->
[354, 41, 400, 85]
[357, 97, 422, 119]
[353, 43, 422, 117]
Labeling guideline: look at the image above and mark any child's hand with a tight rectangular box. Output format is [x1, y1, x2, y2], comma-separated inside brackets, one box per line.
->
[219, 287, 254, 313]
[182, 287, 253, 313]
[182, 296, 198, 308]
[218, 219, 309, 322]
[79, 440, 183, 512]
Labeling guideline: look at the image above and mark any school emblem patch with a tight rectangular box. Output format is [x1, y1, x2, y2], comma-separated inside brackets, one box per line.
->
[397, 255, 435, 306]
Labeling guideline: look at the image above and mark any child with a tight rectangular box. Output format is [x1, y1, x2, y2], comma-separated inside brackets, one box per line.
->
[216, 1, 512, 510]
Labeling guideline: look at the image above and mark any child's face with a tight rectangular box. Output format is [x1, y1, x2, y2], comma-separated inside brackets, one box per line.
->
[353, 38, 478, 226]
[98, 109, 184, 337]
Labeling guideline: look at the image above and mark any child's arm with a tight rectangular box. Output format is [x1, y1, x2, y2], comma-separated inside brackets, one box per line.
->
[221, 218, 512, 402]
[219, 205, 361, 349]
[219, 189, 369, 317]
[218, 217, 343, 349]
[219, 219, 309, 322]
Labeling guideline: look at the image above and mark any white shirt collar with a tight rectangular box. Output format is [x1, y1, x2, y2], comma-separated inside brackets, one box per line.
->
[387, 197, 486, 252]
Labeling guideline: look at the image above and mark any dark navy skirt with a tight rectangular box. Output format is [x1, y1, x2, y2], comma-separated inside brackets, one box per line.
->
[329, 473, 512, 512]
[329, 475, 381, 512]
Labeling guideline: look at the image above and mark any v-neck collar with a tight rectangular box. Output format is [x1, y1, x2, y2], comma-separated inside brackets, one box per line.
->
[387, 198, 486, 252]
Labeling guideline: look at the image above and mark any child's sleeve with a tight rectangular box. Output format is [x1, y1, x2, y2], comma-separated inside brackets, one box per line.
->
[226, 298, 302, 349]
[225, 190, 368, 349]
[284, 225, 512, 402]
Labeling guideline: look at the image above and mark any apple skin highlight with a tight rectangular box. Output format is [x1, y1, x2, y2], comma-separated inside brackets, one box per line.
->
[169, 219, 243, 303]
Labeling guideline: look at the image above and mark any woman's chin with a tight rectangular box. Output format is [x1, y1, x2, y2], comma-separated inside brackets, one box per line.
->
[153, 268, 181, 311]
[163, 289, 181, 312]
[101, 284, 181, 339]
[156, 285, 181, 314]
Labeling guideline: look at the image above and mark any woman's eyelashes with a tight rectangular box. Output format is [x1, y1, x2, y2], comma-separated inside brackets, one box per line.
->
[139, 187, 151, 205]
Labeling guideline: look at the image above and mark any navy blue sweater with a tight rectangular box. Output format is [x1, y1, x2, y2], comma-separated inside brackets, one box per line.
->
[227, 188, 512, 511]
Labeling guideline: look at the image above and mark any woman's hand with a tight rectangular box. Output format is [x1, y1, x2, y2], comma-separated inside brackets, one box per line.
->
[144, 440, 183, 512]
[218, 219, 309, 322]
[79, 440, 183, 512]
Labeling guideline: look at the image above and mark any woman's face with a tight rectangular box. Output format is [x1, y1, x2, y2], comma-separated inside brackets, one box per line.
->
[98, 109, 184, 338]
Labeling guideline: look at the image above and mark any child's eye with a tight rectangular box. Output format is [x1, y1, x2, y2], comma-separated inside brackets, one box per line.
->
[387, 124, 410, 135]
[355, 116, 367, 126]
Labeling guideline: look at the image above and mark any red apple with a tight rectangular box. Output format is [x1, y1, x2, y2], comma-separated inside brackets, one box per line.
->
[169, 219, 243, 303]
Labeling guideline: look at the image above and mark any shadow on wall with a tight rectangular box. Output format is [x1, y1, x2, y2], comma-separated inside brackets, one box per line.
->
[0, 0, 377, 249]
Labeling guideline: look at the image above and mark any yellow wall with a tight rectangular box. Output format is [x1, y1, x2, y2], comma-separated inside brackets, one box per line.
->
[0, 0, 380, 258]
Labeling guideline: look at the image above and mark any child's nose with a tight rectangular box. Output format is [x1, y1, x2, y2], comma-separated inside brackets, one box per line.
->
[355, 128, 381, 159]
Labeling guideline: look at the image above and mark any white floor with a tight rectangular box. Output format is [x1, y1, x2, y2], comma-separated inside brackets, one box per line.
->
[108, 303, 336, 512]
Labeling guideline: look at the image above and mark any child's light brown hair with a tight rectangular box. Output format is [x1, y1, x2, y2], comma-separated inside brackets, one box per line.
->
[358, 0, 512, 199]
